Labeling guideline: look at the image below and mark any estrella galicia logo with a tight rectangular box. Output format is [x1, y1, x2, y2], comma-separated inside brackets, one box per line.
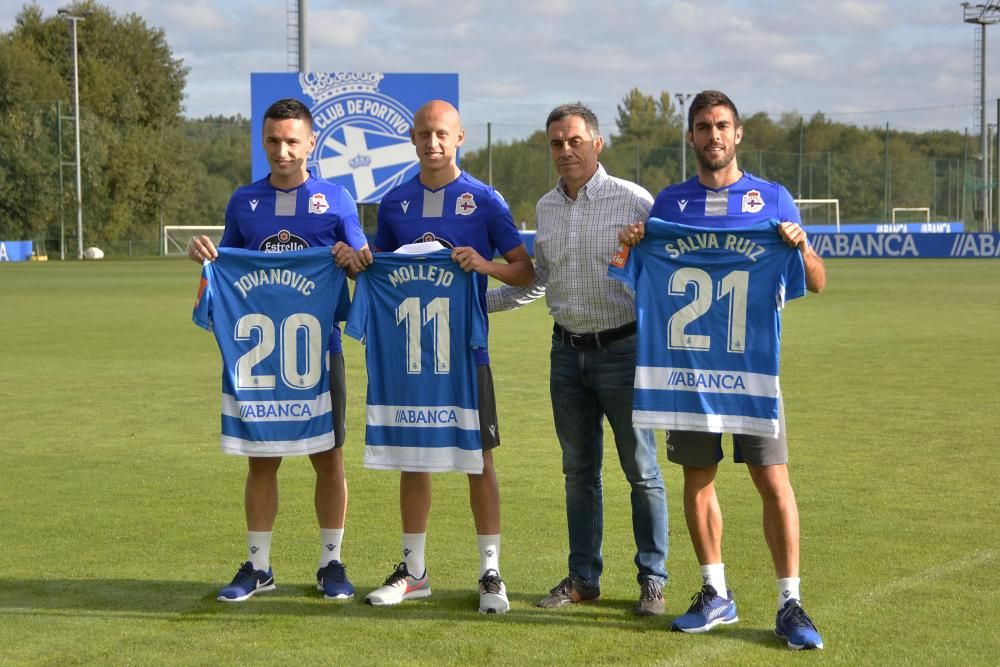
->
[411, 232, 455, 249]
[300, 72, 419, 204]
[260, 229, 308, 253]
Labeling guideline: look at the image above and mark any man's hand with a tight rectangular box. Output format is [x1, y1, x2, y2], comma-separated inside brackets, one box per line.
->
[778, 221, 826, 293]
[451, 246, 490, 275]
[778, 221, 808, 250]
[618, 221, 646, 247]
[188, 235, 218, 263]
[332, 242, 373, 276]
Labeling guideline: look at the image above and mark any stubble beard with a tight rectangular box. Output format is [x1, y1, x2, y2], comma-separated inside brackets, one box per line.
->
[696, 147, 736, 173]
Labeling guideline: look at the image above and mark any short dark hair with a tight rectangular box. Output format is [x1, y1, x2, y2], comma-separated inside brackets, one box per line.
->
[545, 103, 600, 138]
[263, 98, 313, 129]
[688, 90, 740, 132]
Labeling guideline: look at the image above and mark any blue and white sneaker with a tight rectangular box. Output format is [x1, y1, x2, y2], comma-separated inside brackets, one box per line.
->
[671, 585, 739, 633]
[217, 561, 275, 602]
[775, 599, 824, 650]
[316, 560, 355, 600]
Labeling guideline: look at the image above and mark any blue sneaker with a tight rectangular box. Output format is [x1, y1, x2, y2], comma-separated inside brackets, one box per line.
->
[671, 585, 739, 633]
[217, 561, 276, 602]
[775, 599, 824, 650]
[316, 560, 355, 600]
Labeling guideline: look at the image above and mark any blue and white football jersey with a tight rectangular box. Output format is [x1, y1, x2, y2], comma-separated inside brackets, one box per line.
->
[221, 172, 367, 251]
[608, 218, 806, 437]
[346, 250, 487, 474]
[650, 172, 801, 228]
[375, 171, 524, 365]
[193, 247, 351, 456]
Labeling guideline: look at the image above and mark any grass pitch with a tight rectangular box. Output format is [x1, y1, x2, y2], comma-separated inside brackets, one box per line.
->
[1, 257, 998, 665]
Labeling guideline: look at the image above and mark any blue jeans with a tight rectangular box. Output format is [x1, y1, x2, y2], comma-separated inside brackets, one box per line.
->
[549, 332, 668, 587]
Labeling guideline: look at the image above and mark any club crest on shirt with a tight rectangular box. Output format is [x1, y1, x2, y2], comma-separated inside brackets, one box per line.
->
[309, 192, 330, 214]
[741, 189, 765, 213]
[455, 193, 477, 216]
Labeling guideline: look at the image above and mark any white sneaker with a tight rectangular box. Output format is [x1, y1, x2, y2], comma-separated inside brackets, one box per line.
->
[478, 569, 509, 614]
[365, 562, 431, 606]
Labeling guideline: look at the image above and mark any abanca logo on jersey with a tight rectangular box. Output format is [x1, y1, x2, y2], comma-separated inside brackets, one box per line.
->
[301, 72, 419, 204]
[260, 229, 309, 253]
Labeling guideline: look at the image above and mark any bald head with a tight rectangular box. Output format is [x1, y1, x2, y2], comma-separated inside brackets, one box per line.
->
[411, 99, 465, 187]
[414, 99, 462, 128]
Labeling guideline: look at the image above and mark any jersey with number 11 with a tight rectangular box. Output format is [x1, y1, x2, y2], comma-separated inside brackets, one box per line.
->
[608, 218, 806, 437]
[346, 250, 487, 474]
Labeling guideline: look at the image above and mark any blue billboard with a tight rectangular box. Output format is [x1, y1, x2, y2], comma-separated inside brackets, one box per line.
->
[0, 240, 33, 262]
[250, 72, 459, 204]
[810, 233, 1000, 258]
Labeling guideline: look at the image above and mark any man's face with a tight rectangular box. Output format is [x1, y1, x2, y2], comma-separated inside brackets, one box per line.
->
[689, 104, 743, 173]
[263, 117, 315, 181]
[410, 103, 465, 173]
[548, 115, 603, 188]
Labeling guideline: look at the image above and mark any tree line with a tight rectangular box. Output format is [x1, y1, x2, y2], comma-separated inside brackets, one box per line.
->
[461, 89, 977, 229]
[0, 2, 984, 255]
[0, 1, 248, 254]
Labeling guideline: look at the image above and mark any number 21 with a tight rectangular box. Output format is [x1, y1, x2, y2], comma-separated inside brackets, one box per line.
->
[667, 267, 749, 353]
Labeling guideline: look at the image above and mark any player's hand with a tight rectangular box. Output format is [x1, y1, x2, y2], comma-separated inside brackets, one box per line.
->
[778, 222, 808, 250]
[618, 221, 646, 247]
[452, 246, 489, 274]
[332, 242, 373, 275]
[188, 235, 218, 263]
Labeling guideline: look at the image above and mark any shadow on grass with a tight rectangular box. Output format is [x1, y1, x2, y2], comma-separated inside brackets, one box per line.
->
[0, 579, 693, 632]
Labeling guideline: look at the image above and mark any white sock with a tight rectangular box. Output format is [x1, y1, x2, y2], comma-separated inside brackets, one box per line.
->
[477, 534, 501, 577]
[402, 532, 426, 578]
[247, 531, 272, 571]
[700, 563, 728, 597]
[777, 577, 801, 610]
[319, 528, 344, 567]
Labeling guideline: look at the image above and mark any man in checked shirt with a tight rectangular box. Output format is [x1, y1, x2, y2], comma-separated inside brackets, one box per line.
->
[488, 103, 668, 616]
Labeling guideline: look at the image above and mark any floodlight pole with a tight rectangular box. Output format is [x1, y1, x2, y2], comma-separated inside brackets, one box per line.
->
[675, 93, 693, 180]
[963, 2, 1000, 232]
[298, 0, 308, 72]
[59, 8, 85, 259]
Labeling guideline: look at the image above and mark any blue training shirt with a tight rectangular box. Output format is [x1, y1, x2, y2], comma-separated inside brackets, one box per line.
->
[346, 249, 487, 474]
[650, 172, 801, 227]
[374, 172, 524, 364]
[608, 217, 806, 437]
[193, 247, 351, 456]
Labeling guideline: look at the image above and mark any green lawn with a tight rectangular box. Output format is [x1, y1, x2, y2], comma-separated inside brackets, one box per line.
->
[1, 258, 998, 665]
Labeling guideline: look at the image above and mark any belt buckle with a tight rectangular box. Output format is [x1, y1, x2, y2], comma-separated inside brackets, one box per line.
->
[569, 333, 587, 348]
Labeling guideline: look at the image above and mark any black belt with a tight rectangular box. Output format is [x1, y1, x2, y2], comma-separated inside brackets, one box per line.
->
[553, 321, 636, 350]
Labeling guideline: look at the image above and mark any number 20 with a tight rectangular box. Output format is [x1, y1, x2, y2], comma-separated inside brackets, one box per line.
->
[234, 313, 322, 390]
[667, 268, 749, 353]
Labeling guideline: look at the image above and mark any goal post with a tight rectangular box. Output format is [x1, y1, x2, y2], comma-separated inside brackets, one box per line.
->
[163, 226, 224, 257]
[794, 199, 840, 232]
[891, 207, 931, 224]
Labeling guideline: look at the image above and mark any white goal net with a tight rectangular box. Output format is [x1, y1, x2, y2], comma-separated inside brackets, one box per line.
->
[891, 207, 930, 224]
[794, 199, 840, 231]
[163, 226, 224, 257]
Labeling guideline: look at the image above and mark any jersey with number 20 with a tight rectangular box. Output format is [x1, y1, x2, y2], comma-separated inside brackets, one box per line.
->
[609, 218, 806, 437]
[193, 247, 351, 456]
[346, 250, 487, 474]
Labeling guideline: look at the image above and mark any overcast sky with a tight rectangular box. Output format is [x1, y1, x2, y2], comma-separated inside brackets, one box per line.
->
[3, 0, 997, 148]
